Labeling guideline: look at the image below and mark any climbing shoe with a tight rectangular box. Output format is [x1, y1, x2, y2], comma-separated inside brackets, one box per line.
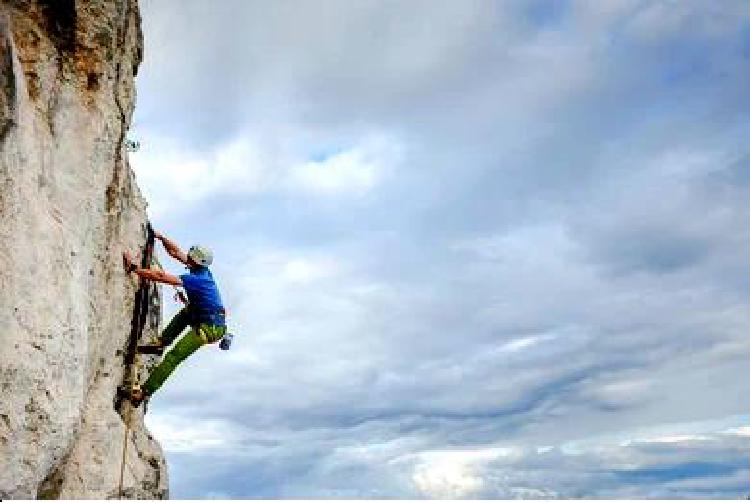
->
[129, 388, 147, 407]
[137, 342, 164, 355]
[118, 386, 147, 407]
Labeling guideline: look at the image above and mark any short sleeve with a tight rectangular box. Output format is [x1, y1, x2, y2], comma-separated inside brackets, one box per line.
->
[180, 273, 195, 290]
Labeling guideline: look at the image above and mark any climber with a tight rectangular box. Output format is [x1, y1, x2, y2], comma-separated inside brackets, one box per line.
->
[121, 231, 226, 406]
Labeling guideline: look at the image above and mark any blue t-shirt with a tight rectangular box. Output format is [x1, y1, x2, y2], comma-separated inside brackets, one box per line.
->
[180, 267, 225, 326]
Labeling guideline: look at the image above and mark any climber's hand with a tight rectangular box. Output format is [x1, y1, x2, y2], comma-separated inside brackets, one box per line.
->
[122, 250, 136, 272]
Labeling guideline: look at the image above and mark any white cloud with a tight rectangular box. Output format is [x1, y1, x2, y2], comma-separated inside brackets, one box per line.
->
[129, 134, 276, 217]
[282, 258, 337, 284]
[637, 434, 711, 444]
[399, 416, 750, 498]
[130, 132, 403, 218]
[497, 334, 555, 353]
[145, 412, 242, 453]
[288, 135, 402, 196]
[410, 449, 516, 499]
[236, 249, 344, 291]
[724, 426, 750, 437]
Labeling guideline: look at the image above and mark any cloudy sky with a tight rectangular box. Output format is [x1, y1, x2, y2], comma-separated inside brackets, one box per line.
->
[129, 0, 750, 498]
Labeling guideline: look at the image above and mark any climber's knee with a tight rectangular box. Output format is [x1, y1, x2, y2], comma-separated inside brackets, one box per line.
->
[162, 350, 181, 367]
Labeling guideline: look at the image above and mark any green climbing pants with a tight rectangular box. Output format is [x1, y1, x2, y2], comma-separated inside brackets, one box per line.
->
[142, 308, 226, 396]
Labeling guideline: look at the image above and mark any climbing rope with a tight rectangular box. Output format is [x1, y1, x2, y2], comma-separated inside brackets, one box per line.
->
[117, 398, 134, 497]
[118, 350, 144, 497]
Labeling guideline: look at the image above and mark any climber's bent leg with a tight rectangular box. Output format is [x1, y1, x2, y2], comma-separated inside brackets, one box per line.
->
[159, 308, 191, 346]
[141, 328, 205, 396]
[138, 308, 191, 354]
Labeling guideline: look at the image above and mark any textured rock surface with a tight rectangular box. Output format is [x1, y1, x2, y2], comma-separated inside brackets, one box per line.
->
[0, 1, 167, 498]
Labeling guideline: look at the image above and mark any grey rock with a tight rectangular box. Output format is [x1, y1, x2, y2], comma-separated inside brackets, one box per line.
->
[0, 1, 167, 498]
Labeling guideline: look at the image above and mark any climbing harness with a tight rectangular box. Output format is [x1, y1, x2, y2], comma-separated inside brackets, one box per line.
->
[118, 222, 157, 498]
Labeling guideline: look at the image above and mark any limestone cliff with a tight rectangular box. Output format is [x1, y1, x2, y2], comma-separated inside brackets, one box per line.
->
[0, 0, 168, 498]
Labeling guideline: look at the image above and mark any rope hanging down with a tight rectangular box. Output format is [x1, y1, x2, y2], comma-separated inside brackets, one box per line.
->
[118, 222, 156, 498]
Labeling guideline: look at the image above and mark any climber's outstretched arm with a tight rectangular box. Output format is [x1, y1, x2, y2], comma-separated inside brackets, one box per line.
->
[155, 231, 189, 265]
[122, 251, 182, 286]
[133, 267, 182, 286]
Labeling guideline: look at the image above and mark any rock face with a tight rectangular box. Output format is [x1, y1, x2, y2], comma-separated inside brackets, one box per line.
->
[0, 1, 167, 498]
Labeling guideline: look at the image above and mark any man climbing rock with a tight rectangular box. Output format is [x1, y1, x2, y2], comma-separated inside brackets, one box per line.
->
[121, 231, 227, 406]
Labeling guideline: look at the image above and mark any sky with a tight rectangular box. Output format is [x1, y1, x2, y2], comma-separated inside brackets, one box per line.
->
[129, 0, 750, 498]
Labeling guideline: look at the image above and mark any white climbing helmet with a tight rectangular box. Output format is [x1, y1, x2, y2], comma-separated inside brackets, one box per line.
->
[188, 245, 213, 267]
